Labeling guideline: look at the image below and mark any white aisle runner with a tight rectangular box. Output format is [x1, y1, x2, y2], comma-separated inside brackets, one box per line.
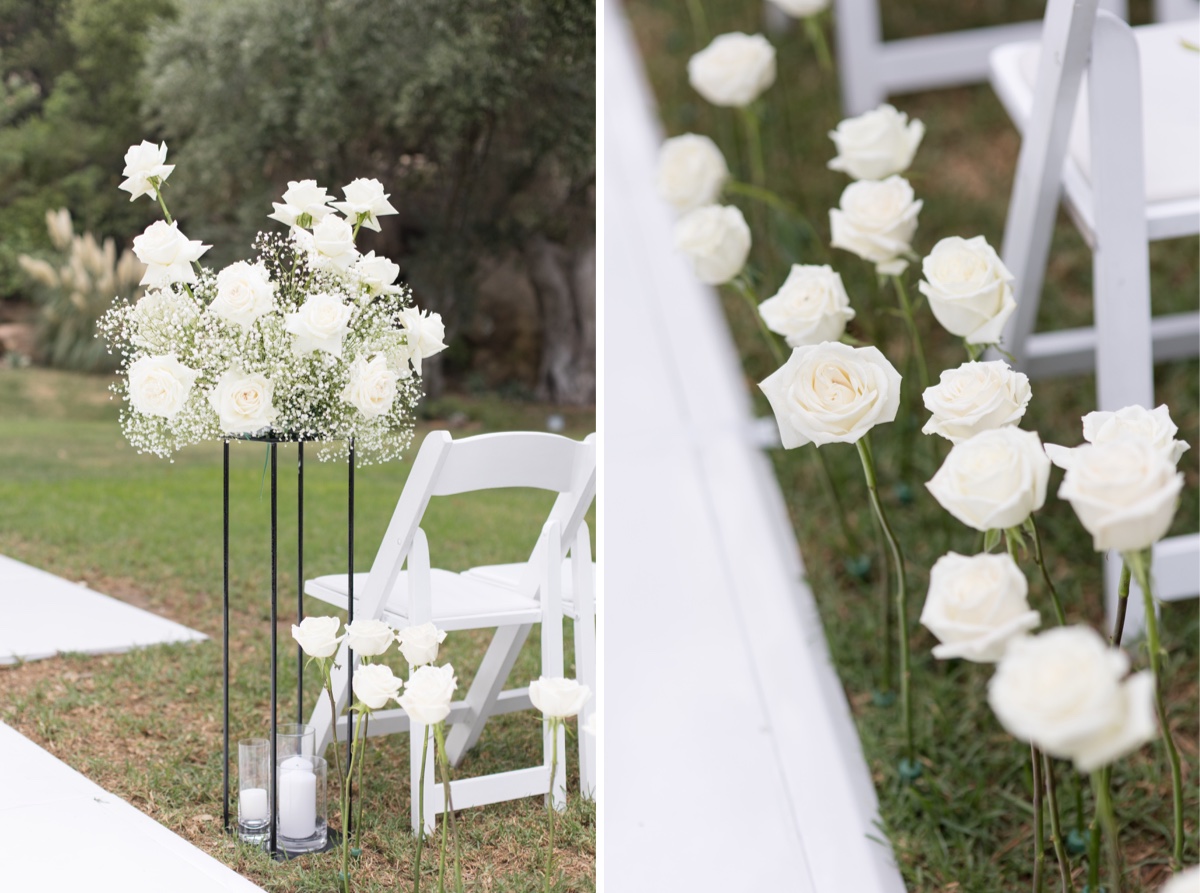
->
[603, 3, 907, 891]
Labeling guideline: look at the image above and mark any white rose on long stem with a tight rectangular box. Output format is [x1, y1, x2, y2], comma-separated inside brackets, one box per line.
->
[922, 360, 1031, 444]
[988, 626, 1157, 772]
[918, 236, 1016, 345]
[127, 355, 198, 419]
[829, 176, 921, 275]
[284, 292, 353, 357]
[118, 141, 175, 202]
[207, 368, 278, 435]
[399, 664, 457, 725]
[398, 307, 447, 376]
[529, 677, 590, 719]
[926, 427, 1050, 531]
[1046, 404, 1190, 469]
[309, 214, 358, 271]
[353, 251, 402, 298]
[352, 663, 403, 710]
[1053, 440, 1183, 553]
[133, 221, 210, 287]
[344, 618, 395, 656]
[341, 354, 399, 419]
[395, 622, 447, 667]
[656, 134, 729, 213]
[268, 179, 334, 229]
[758, 264, 856, 347]
[331, 178, 398, 232]
[687, 32, 776, 108]
[768, 0, 830, 16]
[210, 261, 276, 329]
[921, 552, 1040, 662]
[759, 341, 902, 448]
[674, 204, 751, 286]
[827, 104, 924, 181]
[291, 616, 343, 658]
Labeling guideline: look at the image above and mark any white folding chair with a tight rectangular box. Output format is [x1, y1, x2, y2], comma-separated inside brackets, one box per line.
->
[986, 0, 1199, 632]
[304, 430, 597, 833]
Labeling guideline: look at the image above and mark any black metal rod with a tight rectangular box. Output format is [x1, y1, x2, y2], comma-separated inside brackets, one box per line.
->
[270, 442, 278, 854]
[222, 440, 230, 834]
[297, 441, 304, 725]
[346, 437, 355, 831]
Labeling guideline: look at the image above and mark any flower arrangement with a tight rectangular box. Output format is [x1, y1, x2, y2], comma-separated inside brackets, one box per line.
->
[99, 141, 446, 462]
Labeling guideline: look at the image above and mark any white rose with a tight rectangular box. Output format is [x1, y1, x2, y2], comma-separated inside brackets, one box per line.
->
[926, 427, 1050, 531]
[207, 369, 278, 435]
[758, 264, 856, 347]
[1047, 404, 1190, 469]
[352, 663, 403, 710]
[687, 32, 776, 108]
[353, 251, 402, 298]
[768, 0, 830, 16]
[291, 616, 343, 659]
[127, 355, 198, 419]
[284, 292, 353, 357]
[920, 552, 1040, 663]
[341, 354, 399, 419]
[918, 236, 1017, 345]
[529, 676, 591, 719]
[674, 204, 751, 286]
[331, 178, 398, 232]
[759, 341, 902, 448]
[394, 622, 448, 667]
[1161, 867, 1200, 893]
[656, 134, 729, 213]
[827, 104, 924, 181]
[344, 618, 395, 656]
[988, 626, 1157, 771]
[1054, 440, 1183, 553]
[309, 214, 358, 271]
[829, 176, 921, 274]
[398, 664, 457, 725]
[132, 221, 210, 288]
[210, 261, 276, 329]
[398, 307, 447, 376]
[268, 179, 334, 229]
[921, 360, 1032, 444]
[118, 141, 175, 202]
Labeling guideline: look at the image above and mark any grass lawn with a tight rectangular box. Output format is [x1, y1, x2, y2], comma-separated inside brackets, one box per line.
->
[0, 367, 596, 892]
[625, 1, 1199, 890]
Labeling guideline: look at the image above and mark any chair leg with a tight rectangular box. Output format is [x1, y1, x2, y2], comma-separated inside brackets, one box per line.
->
[833, 0, 887, 115]
[571, 528, 597, 800]
[541, 522, 567, 811]
[410, 722, 437, 837]
[443, 623, 534, 767]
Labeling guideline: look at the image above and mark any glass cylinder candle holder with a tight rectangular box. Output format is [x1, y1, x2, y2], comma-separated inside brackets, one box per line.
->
[276, 723, 316, 761]
[237, 738, 271, 844]
[276, 754, 327, 853]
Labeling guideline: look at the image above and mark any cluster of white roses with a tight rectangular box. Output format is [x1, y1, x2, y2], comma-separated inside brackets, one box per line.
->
[99, 141, 447, 462]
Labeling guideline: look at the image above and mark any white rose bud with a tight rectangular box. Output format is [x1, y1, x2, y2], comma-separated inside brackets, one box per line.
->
[132, 221, 210, 288]
[118, 140, 175, 202]
[331, 178, 398, 232]
[344, 618, 395, 656]
[529, 676, 591, 719]
[309, 214, 358, 271]
[398, 664, 457, 725]
[921, 360, 1032, 444]
[210, 261, 276, 329]
[207, 368, 278, 435]
[398, 307, 448, 376]
[656, 133, 729, 213]
[284, 292, 353, 357]
[395, 622, 447, 667]
[353, 251, 402, 298]
[828, 104, 925, 181]
[291, 616, 343, 659]
[921, 552, 1040, 663]
[268, 179, 334, 229]
[674, 204, 751, 286]
[127, 355, 198, 419]
[759, 341, 902, 448]
[1161, 867, 1200, 893]
[829, 176, 921, 275]
[988, 626, 1157, 772]
[341, 354, 399, 420]
[1054, 440, 1183, 553]
[687, 32, 777, 108]
[918, 236, 1017, 346]
[926, 427, 1050, 532]
[352, 663, 403, 710]
[1047, 404, 1190, 470]
[768, 0, 830, 16]
[758, 264, 856, 347]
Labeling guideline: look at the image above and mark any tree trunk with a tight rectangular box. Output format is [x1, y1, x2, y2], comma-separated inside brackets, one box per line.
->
[525, 233, 596, 406]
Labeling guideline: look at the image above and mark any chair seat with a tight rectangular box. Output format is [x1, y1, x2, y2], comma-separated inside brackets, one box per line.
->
[990, 19, 1200, 237]
[463, 560, 598, 618]
[305, 569, 542, 632]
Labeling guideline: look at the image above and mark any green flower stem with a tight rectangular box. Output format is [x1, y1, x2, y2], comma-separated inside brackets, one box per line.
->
[871, 506, 894, 695]
[803, 15, 833, 71]
[1006, 529, 1020, 563]
[1111, 563, 1132, 647]
[354, 713, 368, 850]
[724, 180, 826, 262]
[1042, 752, 1075, 893]
[340, 709, 367, 893]
[856, 435, 914, 764]
[1029, 517, 1068, 627]
[1032, 745, 1046, 893]
[1091, 770, 1123, 892]
[433, 723, 463, 893]
[739, 107, 767, 189]
[1128, 550, 1184, 868]
[889, 274, 930, 392]
[152, 183, 174, 225]
[732, 277, 786, 367]
[1087, 775, 1102, 893]
[544, 717, 560, 893]
[964, 340, 984, 361]
[684, 0, 709, 44]
[413, 726, 430, 893]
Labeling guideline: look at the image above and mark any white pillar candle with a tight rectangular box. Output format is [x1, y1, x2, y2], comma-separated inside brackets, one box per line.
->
[278, 756, 317, 840]
[239, 787, 269, 823]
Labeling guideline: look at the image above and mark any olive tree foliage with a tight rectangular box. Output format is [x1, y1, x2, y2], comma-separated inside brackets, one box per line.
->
[142, 0, 596, 402]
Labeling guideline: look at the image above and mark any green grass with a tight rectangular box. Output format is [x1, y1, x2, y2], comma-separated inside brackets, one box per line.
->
[0, 367, 596, 892]
[626, 1, 1199, 890]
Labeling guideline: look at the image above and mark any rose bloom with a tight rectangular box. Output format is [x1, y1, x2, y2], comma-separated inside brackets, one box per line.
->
[926, 427, 1050, 531]
[656, 133, 729, 213]
[353, 663, 403, 710]
[827, 104, 925, 181]
[353, 251, 402, 298]
[921, 360, 1031, 444]
[758, 264, 856, 347]
[529, 677, 591, 719]
[332, 178, 398, 232]
[918, 236, 1016, 345]
[1047, 404, 1191, 469]
[210, 261, 275, 329]
[268, 179, 334, 229]
[394, 622, 447, 667]
[398, 307, 447, 376]
[344, 618, 395, 656]
[398, 664, 457, 725]
[291, 616, 344, 658]
[687, 32, 777, 108]
[133, 221, 210, 287]
[920, 552, 1040, 663]
[759, 341, 901, 448]
[674, 204, 751, 285]
[1161, 867, 1200, 893]
[829, 176, 921, 274]
[118, 140, 175, 202]
[127, 355, 198, 419]
[768, 0, 830, 16]
[284, 292, 353, 356]
[207, 368, 278, 435]
[341, 354, 399, 420]
[309, 214, 358, 271]
[988, 626, 1157, 772]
